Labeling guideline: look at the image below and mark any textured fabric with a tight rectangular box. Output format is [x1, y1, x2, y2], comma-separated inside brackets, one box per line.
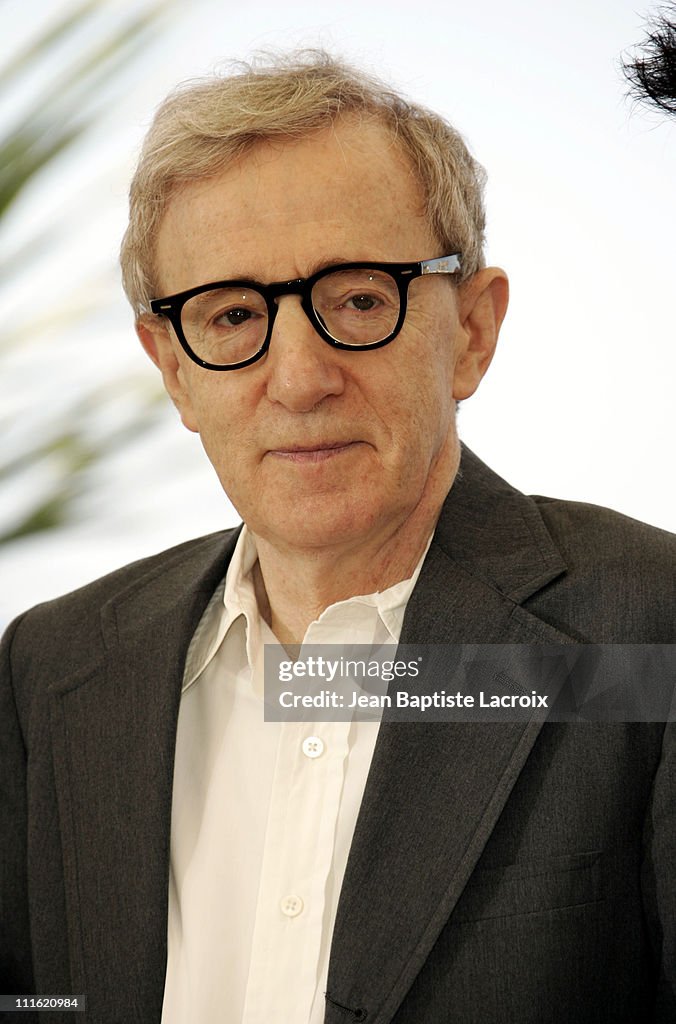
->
[1, 447, 675, 1024]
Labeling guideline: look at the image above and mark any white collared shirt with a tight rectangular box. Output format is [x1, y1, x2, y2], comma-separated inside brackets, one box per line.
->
[161, 526, 429, 1024]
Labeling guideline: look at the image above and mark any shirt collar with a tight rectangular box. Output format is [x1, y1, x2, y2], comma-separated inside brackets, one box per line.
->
[182, 524, 432, 693]
[182, 525, 259, 693]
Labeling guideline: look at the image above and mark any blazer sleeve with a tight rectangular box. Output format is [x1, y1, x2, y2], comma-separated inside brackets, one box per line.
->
[643, 719, 676, 1022]
[0, 614, 36, 1001]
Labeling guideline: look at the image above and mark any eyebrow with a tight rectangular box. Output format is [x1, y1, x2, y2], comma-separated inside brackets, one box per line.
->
[308, 255, 354, 275]
[217, 256, 360, 285]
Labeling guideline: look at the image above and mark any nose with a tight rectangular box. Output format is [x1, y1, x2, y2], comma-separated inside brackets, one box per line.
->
[264, 295, 345, 412]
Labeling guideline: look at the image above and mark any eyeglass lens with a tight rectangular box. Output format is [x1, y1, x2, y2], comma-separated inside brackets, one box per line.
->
[180, 268, 401, 366]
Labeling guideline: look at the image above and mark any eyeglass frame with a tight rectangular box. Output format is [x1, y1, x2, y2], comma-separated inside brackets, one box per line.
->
[149, 252, 462, 371]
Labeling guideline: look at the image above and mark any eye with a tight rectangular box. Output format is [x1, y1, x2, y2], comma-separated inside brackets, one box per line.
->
[345, 293, 379, 312]
[217, 307, 255, 327]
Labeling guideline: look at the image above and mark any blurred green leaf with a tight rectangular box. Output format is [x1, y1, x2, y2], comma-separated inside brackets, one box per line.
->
[1, 2, 170, 216]
[0, 0, 100, 90]
[0, 0, 174, 544]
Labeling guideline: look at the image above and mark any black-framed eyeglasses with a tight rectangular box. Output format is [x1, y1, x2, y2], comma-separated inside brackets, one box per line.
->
[149, 253, 462, 371]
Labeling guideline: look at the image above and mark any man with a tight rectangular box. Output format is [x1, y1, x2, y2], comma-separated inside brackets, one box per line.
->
[1, 52, 675, 1024]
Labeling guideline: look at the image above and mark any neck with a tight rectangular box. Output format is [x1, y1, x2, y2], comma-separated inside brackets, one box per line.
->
[251, 447, 459, 645]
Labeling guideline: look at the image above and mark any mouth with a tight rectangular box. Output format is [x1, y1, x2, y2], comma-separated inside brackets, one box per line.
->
[266, 441, 361, 464]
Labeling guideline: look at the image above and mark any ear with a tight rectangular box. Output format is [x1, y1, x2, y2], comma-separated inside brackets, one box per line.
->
[136, 315, 199, 433]
[452, 268, 509, 401]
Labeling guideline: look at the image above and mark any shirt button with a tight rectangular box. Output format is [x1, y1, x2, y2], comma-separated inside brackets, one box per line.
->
[280, 895, 304, 917]
[302, 736, 324, 759]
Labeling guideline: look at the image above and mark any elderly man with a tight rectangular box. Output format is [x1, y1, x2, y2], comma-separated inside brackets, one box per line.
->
[1, 53, 675, 1024]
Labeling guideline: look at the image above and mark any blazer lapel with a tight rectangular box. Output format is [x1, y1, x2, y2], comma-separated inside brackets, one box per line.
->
[326, 448, 578, 1024]
[47, 529, 239, 1021]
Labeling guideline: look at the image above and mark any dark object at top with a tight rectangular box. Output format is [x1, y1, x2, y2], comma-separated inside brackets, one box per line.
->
[624, 4, 676, 116]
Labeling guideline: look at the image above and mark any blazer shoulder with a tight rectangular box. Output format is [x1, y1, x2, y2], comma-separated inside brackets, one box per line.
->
[532, 495, 676, 563]
[18, 528, 237, 620]
[2, 528, 239, 690]
[528, 496, 676, 641]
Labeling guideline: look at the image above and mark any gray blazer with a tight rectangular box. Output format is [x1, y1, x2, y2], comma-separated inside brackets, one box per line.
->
[1, 447, 675, 1023]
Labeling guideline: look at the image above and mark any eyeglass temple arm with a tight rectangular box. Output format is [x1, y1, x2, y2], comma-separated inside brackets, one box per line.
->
[420, 254, 462, 275]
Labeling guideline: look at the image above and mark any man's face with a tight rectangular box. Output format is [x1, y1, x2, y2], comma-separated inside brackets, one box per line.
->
[141, 118, 501, 556]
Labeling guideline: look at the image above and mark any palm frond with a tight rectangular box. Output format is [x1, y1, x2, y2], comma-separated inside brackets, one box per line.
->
[0, 0, 177, 543]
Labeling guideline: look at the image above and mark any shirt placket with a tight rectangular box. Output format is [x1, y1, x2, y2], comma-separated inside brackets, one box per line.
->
[241, 717, 350, 1023]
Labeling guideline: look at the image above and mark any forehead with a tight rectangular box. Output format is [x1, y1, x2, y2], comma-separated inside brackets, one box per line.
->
[154, 117, 434, 294]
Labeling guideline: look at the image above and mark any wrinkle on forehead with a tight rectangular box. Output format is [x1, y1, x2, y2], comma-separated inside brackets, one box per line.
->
[164, 114, 426, 224]
[154, 116, 433, 294]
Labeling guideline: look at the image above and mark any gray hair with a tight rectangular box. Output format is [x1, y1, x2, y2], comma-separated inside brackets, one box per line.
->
[120, 50, 487, 315]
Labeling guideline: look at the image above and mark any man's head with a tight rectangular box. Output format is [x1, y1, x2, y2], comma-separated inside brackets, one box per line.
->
[124, 53, 508, 558]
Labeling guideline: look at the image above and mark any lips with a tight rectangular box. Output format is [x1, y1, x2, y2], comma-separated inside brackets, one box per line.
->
[271, 441, 353, 453]
[267, 441, 359, 463]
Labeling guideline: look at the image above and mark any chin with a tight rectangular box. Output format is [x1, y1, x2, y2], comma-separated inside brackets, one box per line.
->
[256, 499, 386, 552]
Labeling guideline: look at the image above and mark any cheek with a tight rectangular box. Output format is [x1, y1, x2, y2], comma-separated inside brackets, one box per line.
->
[175, 376, 200, 433]
[180, 376, 243, 466]
[387, 347, 455, 453]
[410, 386, 454, 457]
